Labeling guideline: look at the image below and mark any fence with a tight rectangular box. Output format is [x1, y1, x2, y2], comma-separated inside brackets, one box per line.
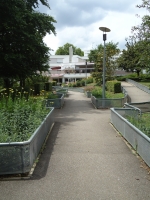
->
[124, 102, 150, 113]
[0, 108, 54, 175]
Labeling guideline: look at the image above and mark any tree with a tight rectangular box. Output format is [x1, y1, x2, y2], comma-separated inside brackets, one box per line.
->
[122, 0, 150, 74]
[55, 43, 84, 56]
[88, 42, 120, 84]
[0, 0, 56, 87]
[117, 39, 145, 76]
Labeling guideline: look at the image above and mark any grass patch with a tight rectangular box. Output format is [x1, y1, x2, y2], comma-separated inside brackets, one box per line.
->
[139, 82, 150, 88]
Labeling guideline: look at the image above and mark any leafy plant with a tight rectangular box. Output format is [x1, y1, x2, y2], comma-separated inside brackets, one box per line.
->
[0, 88, 51, 143]
[91, 87, 124, 98]
[126, 113, 150, 137]
[84, 86, 95, 92]
[46, 92, 59, 99]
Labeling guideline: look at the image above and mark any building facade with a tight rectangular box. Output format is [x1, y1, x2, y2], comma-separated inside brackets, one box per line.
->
[49, 49, 94, 84]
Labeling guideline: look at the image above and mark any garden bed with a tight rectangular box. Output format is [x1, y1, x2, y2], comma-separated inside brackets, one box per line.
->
[91, 94, 127, 108]
[111, 107, 150, 167]
[0, 108, 54, 175]
[44, 93, 64, 108]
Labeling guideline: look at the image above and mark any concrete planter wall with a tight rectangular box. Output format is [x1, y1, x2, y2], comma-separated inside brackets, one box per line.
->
[85, 91, 91, 98]
[0, 108, 54, 175]
[110, 107, 150, 167]
[91, 94, 127, 109]
[45, 93, 64, 108]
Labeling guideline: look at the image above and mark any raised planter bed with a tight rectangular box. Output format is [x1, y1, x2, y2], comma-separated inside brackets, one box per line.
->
[91, 93, 127, 108]
[0, 108, 54, 175]
[84, 91, 91, 98]
[45, 93, 64, 108]
[56, 89, 68, 97]
[110, 107, 150, 167]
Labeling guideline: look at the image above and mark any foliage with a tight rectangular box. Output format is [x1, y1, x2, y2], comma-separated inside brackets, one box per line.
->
[106, 81, 122, 93]
[89, 42, 120, 84]
[55, 43, 84, 56]
[34, 83, 45, 95]
[0, 89, 50, 142]
[117, 0, 150, 75]
[91, 87, 124, 98]
[0, 0, 56, 87]
[45, 82, 52, 91]
[46, 92, 59, 99]
[86, 77, 94, 84]
[117, 41, 143, 76]
[126, 113, 150, 137]
[25, 74, 50, 88]
[84, 86, 95, 92]
[76, 81, 82, 87]
[91, 87, 103, 98]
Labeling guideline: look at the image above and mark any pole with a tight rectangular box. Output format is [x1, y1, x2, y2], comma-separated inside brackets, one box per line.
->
[102, 34, 106, 99]
[85, 60, 87, 86]
[99, 27, 110, 108]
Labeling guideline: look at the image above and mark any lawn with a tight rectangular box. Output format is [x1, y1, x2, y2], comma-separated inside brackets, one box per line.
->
[139, 82, 150, 88]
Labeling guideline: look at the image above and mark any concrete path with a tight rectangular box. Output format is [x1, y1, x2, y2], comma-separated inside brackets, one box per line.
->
[0, 85, 150, 200]
[121, 81, 150, 103]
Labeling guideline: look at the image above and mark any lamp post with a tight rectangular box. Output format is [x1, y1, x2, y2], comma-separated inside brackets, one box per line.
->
[99, 27, 111, 100]
[85, 60, 87, 86]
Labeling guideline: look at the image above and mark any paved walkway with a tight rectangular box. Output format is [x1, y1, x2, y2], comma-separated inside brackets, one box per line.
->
[0, 83, 150, 200]
[121, 81, 150, 103]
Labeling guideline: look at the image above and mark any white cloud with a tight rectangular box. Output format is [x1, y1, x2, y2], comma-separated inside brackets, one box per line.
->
[42, 0, 147, 54]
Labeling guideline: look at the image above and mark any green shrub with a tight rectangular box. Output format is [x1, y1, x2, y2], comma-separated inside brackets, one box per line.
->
[76, 81, 81, 87]
[72, 83, 77, 87]
[34, 83, 44, 95]
[0, 95, 50, 142]
[51, 81, 57, 86]
[114, 82, 122, 93]
[84, 86, 95, 92]
[45, 82, 52, 91]
[92, 88, 103, 98]
[86, 77, 93, 84]
[91, 87, 124, 98]
[68, 83, 73, 87]
[80, 80, 85, 86]
[106, 81, 121, 93]
[116, 76, 126, 81]
[46, 92, 59, 99]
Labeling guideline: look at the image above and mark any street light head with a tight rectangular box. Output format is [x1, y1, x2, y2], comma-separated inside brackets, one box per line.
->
[99, 27, 111, 33]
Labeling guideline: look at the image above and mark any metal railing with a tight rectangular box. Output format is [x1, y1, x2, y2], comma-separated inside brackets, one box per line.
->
[126, 79, 150, 94]
[0, 108, 54, 175]
[124, 102, 150, 113]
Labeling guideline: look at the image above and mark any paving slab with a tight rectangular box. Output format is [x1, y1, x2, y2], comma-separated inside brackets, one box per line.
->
[0, 88, 150, 200]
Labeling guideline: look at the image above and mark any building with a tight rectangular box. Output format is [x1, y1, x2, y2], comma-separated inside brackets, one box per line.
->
[49, 48, 94, 84]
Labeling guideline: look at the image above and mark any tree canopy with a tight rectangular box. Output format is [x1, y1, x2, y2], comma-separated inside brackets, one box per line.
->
[117, 0, 150, 75]
[88, 42, 120, 84]
[55, 43, 84, 56]
[0, 0, 56, 87]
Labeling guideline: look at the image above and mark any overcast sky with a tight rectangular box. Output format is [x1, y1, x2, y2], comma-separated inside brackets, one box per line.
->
[37, 0, 147, 55]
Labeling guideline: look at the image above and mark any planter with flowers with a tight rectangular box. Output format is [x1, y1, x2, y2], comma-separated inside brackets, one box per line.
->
[84, 86, 95, 98]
